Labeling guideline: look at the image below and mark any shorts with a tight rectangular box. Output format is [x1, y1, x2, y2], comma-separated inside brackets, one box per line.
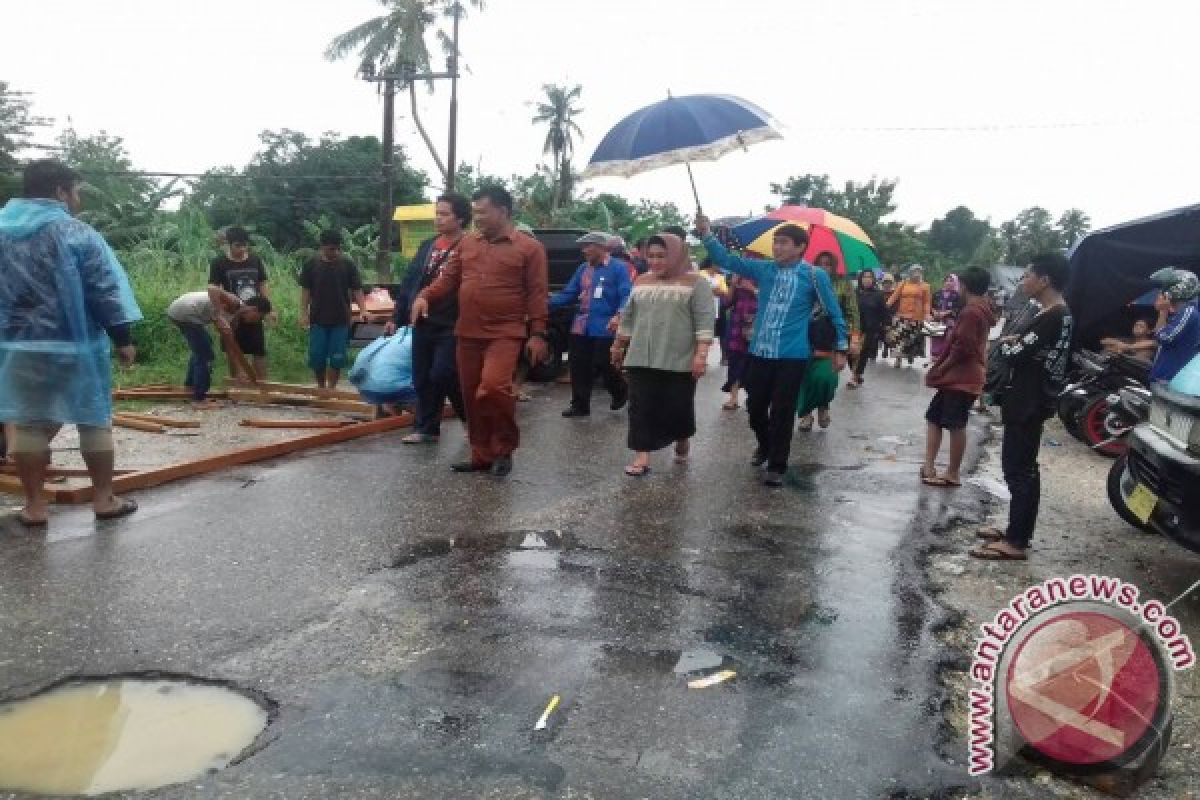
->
[223, 320, 266, 357]
[308, 324, 350, 371]
[10, 423, 113, 456]
[925, 389, 976, 431]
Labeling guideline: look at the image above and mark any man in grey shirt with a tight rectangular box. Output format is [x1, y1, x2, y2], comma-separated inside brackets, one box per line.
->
[167, 288, 271, 407]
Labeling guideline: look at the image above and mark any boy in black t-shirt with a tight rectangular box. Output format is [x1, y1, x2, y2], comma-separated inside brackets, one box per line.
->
[208, 226, 275, 379]
[971, 252, 1073, 562]
[299, 230, 369, 389]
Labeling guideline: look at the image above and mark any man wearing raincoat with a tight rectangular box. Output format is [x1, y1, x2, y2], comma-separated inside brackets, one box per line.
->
[0, 160, 143, 526]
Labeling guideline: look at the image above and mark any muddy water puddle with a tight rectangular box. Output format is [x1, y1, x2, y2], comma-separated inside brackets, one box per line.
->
[0, 677, 269, 796]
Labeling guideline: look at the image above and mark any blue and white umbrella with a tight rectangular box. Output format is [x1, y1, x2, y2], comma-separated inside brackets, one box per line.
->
[581, 93, 782, 208]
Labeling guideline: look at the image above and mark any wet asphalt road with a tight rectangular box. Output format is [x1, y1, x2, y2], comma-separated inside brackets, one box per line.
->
[0, 358, 987, 799]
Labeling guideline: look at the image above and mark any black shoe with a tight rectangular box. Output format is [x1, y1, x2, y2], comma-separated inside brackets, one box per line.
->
[451, 460, 491, 473]
[751, 448, 768, 467]
[763, 470, 785, 487]
[562, 407, 590, 417]
[490, 456, 513, 477]
[610, 386, 628, 411]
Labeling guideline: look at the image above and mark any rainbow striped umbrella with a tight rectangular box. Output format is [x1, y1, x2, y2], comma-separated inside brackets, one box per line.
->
[730, 206, 880, 275]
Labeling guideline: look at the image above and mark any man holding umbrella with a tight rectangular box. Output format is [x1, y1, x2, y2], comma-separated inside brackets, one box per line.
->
[696, 213, 848, 487]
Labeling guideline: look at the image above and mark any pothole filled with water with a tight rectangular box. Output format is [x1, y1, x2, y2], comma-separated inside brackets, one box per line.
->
[0, 676, 272, 796]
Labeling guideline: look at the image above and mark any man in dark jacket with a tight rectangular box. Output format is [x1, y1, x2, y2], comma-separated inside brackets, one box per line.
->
[921, 267, 993, 487]
[971, 253, 1073, 561]
[386, 193, 470, 442]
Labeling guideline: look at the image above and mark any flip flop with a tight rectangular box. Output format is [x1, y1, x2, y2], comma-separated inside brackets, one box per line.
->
[969, 542, 1028, 561]
[922, 476, 962, 487]
[721, 401, 739, 410]
[919, 465, 937, 481]
[975, 526, 1005, 542]
[798, 416, 814, 432]
[623, 464, 651, 477]
[95, 497, 138, 521]
[16, 512, 48, 528]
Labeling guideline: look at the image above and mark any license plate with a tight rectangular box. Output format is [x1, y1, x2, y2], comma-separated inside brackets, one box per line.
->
[1127, 483, 1158, 524]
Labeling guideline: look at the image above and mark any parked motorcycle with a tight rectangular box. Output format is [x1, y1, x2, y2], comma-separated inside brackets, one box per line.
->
[1056, 350, 1150, 456]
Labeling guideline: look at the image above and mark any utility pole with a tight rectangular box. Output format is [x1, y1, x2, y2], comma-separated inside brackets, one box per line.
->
[445, 2, 461, 194]
[377, 77, 396, 282]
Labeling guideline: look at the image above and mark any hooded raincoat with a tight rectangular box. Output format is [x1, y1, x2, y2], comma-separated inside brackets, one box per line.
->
[0, 198, 142, 426]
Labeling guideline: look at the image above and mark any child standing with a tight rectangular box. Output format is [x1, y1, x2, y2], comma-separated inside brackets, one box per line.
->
[921, 267, 994, 487]
[299, 230, 369, 389]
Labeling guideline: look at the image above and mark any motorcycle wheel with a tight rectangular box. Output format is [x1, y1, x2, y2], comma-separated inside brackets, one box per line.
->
[1107, 453, 1151, 532]
[1057, 394, 1087, 440]
[1079, 394, 1126, 458]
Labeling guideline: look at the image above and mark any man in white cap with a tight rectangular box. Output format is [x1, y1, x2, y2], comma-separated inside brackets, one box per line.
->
[550, 232, 632, 416]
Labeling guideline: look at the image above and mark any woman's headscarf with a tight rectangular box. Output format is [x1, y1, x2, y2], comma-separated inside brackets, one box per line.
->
[942, 274, 961, 295]
[650, 232, 692, 279]
[906, 265, 924, 282]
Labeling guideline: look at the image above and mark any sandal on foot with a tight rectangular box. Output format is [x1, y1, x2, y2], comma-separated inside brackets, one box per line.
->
[798, 416, 814, 432]
[721, 401, 739, 410]
[919, 465, 937, 481]
[624, 464, 651, 477]
[16, 512, 48, 528]
[95, 497, 138, 521]
[922, 475, 962, 487]
[969, 542, 1028, 561]
[975, 526, 1005, 542]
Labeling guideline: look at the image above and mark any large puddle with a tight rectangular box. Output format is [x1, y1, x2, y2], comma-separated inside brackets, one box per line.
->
[0, 677, 269, 796]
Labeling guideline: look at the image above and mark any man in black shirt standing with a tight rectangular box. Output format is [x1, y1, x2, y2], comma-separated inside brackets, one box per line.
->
[385, 193, 469, 441]
[299, 230, 369, 389]
[972, 252, 1073, 561]
[208, 226, 274, 380]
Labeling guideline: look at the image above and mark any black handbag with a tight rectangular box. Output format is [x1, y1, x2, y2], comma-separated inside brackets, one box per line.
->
[809, 268, 837, 352]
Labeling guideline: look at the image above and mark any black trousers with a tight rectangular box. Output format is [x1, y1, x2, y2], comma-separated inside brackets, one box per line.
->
[1002, 417, 1044, 549]
[568, 334, 624, 412]
[744, 355, 809, 472]
[411, 325, 466, 435]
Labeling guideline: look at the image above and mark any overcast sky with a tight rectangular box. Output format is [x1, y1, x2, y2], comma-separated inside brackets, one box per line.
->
[6, 0, 1199, 230]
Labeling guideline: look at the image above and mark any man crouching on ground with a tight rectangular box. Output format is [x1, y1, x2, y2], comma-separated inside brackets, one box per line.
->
[0, 160, 144, 526]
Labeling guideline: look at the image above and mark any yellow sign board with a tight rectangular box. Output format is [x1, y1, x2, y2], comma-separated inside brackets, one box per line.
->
[392, 204, 437, 259]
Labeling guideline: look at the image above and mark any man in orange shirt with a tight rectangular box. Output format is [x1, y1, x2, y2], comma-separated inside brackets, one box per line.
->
[411, 186, 549, 476]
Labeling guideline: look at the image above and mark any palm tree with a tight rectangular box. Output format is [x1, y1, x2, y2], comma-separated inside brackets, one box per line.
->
[325, 0, 483, 185]
[532, 84, 583, 211]
[1057, 208, 1092, 250]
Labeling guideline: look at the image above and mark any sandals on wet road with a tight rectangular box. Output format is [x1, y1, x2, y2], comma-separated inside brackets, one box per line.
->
[15, 512, 48, 528]
[624, 464, 651, 477]
[922, 475, 962, 487]
[969, 541, 1028, 561]
[95, 497, 138, 521]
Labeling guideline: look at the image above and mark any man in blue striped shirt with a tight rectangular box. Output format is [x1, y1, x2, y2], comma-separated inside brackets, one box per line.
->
[697, 213, 848, 486]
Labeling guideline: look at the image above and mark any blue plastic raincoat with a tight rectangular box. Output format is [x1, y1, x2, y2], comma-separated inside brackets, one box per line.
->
[0, 198, 143, 426]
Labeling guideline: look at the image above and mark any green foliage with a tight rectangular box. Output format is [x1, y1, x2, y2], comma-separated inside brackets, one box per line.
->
[300, 213, 380, 272]
[928, 206, 992, 265]
[184, 129, 428, 250]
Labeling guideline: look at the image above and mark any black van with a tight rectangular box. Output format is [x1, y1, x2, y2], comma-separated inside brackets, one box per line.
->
[352, 229, 588, 380]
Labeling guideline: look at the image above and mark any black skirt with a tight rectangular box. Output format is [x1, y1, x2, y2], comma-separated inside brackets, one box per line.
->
[626, 367, 697, 452]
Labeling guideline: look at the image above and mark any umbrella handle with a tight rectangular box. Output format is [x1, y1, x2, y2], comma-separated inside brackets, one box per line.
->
[684, 161, 702, 214]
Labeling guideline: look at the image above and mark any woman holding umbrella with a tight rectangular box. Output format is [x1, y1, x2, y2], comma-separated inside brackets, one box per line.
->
[611, 233, 715, 476]
[887, 266, 932, 368]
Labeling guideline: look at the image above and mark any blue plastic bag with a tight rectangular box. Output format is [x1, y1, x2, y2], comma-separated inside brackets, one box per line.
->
[349, 328, 416, 405]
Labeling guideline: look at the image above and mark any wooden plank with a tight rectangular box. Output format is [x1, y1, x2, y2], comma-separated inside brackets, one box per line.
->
[218, 328, 259, 383]
[114, 390, 228, 400]
[226, 390, 373, 414]
[112, 415, 166, 433]
[239, 418, 357, 429]
[0, 414, 414, 504]
[226, 379, 362, 401]
[112, 412, 202, 429]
